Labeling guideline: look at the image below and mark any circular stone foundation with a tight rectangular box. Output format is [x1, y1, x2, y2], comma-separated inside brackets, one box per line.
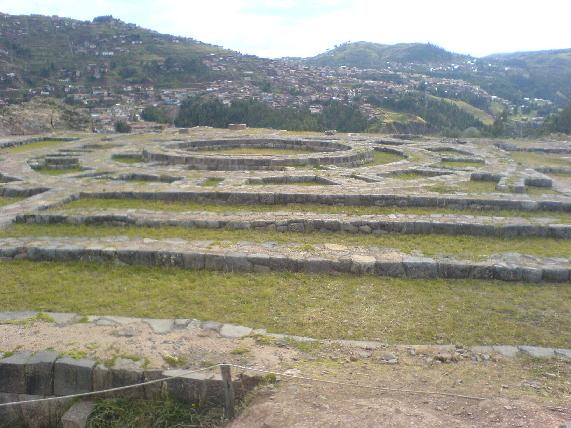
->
[142, 138, 374, 170]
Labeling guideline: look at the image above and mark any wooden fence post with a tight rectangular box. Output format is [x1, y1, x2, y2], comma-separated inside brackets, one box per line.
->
[220, 364, 235, 420]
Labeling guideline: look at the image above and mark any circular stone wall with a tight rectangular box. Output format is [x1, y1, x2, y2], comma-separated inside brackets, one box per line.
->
[142, 138, 374, 170]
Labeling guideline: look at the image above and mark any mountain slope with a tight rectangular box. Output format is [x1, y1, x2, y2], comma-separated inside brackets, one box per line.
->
[0, 13, 235, 91]
[307, 41, 467, 67]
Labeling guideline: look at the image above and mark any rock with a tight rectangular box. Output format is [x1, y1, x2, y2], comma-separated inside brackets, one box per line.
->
[61, 400, 95, 428]
[220, 324, 253, 339]
[518, 346, 555, 359]
[555, 349, 571, 359]
[45, 312, 78, 325]
[112, 327, 136, 337]
[54, 357, 96, 396]
[379, 352, 398, 364]
[173, 319, 190, 329]
[94, 317, 118, 327]
[26, 351, 59, 395]
[492, 345, 519, 358]
[144, 319, 174, 335]
[201, 320, 222, 333]
[435, 353, 453, 363]
[0, 351, 32, 394]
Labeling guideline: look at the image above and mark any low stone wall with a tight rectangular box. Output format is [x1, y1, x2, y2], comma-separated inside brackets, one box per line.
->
[79, 191, 571, 212]
[247, 175, 338, 185]
[16, 211, 571, 239]
[114, 173, 183, 183]
[0, 137, 77, 150]
[168, 138, 350, 153]
[1, 237, 569, 283]
[0, 187, 49, 198]
[142, 148, 373, 170]
[0, 351, 259, 426]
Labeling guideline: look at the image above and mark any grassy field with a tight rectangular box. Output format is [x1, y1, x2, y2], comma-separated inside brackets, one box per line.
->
[511, 152, 571, 168]
[0, 197, 24, 208]
[439, 160, 484, 168]
[0, 140, 72, 154]
[0, 260, 569, 347]
[200, 178, 224, 187]
[55, 198, 571, 222]
[368, 151, 405, 166]
[33, 167, 84, 176]
[3, 223, 571, 260]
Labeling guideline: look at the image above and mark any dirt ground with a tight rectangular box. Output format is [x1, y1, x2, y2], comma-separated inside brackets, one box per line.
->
[0, 321, 570, 427]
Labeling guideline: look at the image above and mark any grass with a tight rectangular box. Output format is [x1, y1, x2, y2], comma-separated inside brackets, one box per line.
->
[0, 139, 72, 154]
[368, 151, 405, 166]
[197, 147, 312, 155]
[0, 260, 569, 347]
[392, 172, 433, 180]
[439, 160, 483, 168]
[55, 197, 571, 222]
[33, 167, 83, 176]
[511, 152, 571, 168]
[200, 177, 224, 187]
[87, 398, 223, 428]
[250, 180, 330, 186]
[4, 222, 571, 260]
[430, 180, 499, 194]
[0, 196, 24, 208]
[112, 155, 143, 164]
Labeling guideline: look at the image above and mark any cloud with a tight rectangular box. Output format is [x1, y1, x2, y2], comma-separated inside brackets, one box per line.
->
[2, 0, 570, 57]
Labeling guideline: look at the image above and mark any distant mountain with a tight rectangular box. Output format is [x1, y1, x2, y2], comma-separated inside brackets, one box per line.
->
[481, 49, 571, 104]
[307, 41, 467, 67]
[307, 41, 571, 106]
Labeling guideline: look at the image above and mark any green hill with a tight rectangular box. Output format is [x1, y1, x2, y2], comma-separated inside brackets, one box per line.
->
[0, 13, 236, 91]
[308, 41, 465, 67]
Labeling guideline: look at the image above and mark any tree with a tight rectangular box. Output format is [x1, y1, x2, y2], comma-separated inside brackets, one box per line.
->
[548, 103, 571, 134]
[141, 106, 170, 123]
[114, 121, 131, 133]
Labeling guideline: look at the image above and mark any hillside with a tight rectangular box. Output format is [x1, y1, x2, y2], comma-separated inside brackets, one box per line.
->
[308, 42, 571, 106]
[308, 41, 465, 67]
[0, 13, 236, 92]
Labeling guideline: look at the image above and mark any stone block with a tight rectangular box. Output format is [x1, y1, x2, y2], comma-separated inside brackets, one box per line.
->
[0, 351, 32, 394]
[61, 400, 95, 428]
[492, 345, 519, 358]
[54, 357, 96, 396]
[519, 346, 555, 358]
[220, 324, 253, 339]
[403, 257, 438, 278]
[26, 351, 58, 395]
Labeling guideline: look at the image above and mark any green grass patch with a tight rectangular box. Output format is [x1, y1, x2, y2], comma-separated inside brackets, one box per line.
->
[430, 180, 498, 194]
[198, 147, 312, 155]
[0, 140, 73, 154]
[33, 167, 83, 176]
[368, 151, 405, 166]
[112, 155, 142, 164]
[439, 160, 483, 168]
[4, 222, 571, 260]
[0, 260, 569, 347]
[511, 152, 571, 168]
[87, 398, 223, 428]
[392, 172, 432, 181]
[0, 196, 24, 208]
[200, 177, 224, 187]
[55, 197, 571, 222]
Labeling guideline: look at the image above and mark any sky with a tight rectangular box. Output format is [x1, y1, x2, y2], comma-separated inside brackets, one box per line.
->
[1, 0, 570, 58]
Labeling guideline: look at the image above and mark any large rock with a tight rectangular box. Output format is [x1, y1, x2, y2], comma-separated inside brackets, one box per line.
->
[220, 324, 253, 339]
[61, 400, 95, 428]
[26, 351, 59, 395]
[0, 352, 32, 394]
[54, 357, 96, 396]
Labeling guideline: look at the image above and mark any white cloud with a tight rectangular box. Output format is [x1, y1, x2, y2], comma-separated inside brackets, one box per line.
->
[1, 0, 570, 57]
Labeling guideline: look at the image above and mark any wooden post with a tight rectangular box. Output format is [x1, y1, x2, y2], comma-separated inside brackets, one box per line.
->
[220, 364, 235, 420]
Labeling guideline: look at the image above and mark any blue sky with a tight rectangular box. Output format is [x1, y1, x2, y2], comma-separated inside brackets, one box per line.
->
[1, 0, 570, 58]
